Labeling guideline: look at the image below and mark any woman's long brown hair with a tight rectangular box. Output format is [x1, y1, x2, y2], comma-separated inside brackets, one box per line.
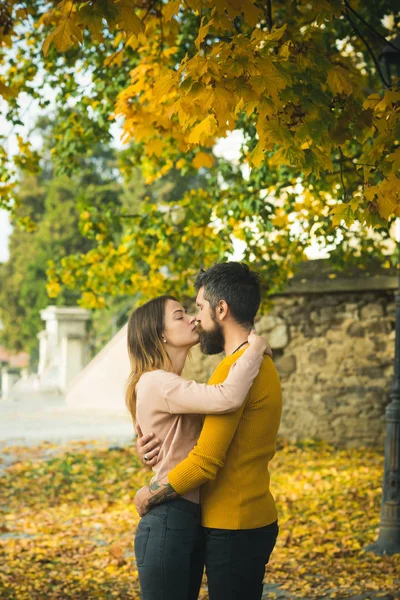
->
[125, 295, 177, 424]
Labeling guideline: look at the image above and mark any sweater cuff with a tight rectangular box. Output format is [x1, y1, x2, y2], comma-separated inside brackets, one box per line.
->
[169, 462, 201, 495]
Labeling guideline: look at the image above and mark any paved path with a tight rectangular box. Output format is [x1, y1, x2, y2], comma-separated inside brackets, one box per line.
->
[0, 397, 134, 446]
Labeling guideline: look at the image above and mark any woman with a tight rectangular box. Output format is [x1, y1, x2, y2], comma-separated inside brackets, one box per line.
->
[125, 295, 268, 600]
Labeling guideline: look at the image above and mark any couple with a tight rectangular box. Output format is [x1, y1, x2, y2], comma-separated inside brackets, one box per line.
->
[125, 262, 282, 600]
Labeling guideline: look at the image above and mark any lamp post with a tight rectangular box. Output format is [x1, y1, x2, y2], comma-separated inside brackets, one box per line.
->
[366, 220, 400, 555]
[365, 35, 400, 557]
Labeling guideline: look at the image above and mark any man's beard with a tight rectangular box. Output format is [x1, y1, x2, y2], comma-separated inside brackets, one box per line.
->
[198, 321, 225, 355]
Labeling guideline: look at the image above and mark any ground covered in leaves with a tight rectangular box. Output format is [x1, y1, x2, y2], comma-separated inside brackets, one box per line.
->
[0, 440, 398, 599]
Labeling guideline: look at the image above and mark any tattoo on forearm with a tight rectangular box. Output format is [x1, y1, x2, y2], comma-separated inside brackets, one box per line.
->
[148, 479, 177, 507]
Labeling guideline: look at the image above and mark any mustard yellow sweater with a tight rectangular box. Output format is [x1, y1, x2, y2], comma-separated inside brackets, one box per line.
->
[169, 349, 282, 529]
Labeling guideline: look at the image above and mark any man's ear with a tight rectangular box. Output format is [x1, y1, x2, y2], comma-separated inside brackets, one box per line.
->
[217, 300, 229, 321]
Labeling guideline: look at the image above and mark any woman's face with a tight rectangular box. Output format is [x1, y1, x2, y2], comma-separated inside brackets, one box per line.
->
[163, 299, 199, 348]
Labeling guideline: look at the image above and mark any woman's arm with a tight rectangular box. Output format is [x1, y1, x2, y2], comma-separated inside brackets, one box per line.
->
[162, 333, 268, 415]
[135, 401, 247, 516]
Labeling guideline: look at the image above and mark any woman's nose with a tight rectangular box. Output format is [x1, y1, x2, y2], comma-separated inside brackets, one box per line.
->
[189, 315, 196, 324]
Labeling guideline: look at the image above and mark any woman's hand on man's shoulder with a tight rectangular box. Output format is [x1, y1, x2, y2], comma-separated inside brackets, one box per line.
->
[248, 329, 273, 358]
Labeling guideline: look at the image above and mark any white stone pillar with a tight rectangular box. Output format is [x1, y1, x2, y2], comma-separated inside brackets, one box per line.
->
[1, 367, 20, 399]
[39, 306, 91, 393]
[60, 335, 86, 393]
[0, 365, 7, 398]
[37, 330, 48, 378]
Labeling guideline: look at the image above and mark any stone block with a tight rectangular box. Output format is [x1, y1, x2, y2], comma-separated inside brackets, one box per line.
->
[353, 338, 375, 356]
[309, 348, 327, 366]
[368, 320, 392, 335]
[258, 316, 289, 349]
[373, 340, 387, 353]
[310, 307, 334, 324]
[276, 355, 297, 376]
[356, 366, 384, 379]
[360, 303, 384, 319]
[347, 322, 365, 337]
[302, 321, 316, 338]
[344, 303, 360, 319]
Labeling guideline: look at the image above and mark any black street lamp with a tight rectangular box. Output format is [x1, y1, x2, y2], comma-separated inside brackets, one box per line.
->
[366, 225, 400, 556]
[365, 38, 400, 556]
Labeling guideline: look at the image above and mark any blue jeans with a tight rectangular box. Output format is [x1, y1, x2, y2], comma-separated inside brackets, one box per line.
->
[135, 498, 204, 600]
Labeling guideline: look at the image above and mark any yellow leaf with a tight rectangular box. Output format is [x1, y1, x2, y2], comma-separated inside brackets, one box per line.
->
[146, 138, 165, 157]
[376, 173, 400, 220]
[42, 18, 82, 55]
[187, 115, 217, 144]
[363, 92, 381, 110]
[272, 210, 288, 228]
[164, 0, 181, 22]
[377, 195, 397, 220]
[248, 143, 264, 168]
[330, 204, 355, 227]
[349, 195, 362, 212]
[268, 147, 285, 167]
[192, 152, 214, 169]
[104, 50, 124, 67]
[312, 147, 333, 173]
[194, 16, 214, 51]
[387, 148, 400, 171]
[152, 75, 175, 103]
[0, 80, 17, 100]
[327, 66, 353, 96]
[116, 0, 144, 35]
[241, 0, 263, 26]
[383, 89, 400, 106]
[176, 158, 186, 169]
[265, 24, 288, 42]
[279, 42, 291, 59]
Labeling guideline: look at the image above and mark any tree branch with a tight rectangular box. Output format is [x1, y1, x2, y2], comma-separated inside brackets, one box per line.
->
[142, 0, 159, 24]
[344, 10, 391, 89]
[339, 147, 349, 202]
[343, 0, 400, 53]
[266, 0, 272, 33]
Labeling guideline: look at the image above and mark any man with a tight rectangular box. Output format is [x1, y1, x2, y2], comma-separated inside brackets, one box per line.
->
[135, 262, 282, 600]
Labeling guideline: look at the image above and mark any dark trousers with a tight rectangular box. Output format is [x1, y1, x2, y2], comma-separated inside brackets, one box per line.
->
[135, 498, 204, 600]
[205, 520, 279, 600]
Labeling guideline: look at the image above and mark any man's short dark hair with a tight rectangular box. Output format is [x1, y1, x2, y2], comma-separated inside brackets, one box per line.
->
[195, 262, 261, 327]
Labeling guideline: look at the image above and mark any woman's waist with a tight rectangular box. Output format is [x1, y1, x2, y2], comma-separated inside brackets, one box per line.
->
[146, 497, 201, 520]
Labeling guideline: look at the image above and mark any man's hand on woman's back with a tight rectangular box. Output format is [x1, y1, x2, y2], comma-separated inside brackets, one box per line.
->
[136, 424, 161, 467]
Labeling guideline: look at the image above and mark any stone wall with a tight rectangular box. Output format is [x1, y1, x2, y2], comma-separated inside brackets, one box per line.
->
[182, 260, 397, 448]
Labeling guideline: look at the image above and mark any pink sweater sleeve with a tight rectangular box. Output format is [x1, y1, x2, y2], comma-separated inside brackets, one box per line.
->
[161, 345, 264, 415]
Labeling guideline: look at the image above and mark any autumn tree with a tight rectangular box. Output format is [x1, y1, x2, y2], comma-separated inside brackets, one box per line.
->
[0, 0, 399, 308]
[0, 114, 209, 358]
